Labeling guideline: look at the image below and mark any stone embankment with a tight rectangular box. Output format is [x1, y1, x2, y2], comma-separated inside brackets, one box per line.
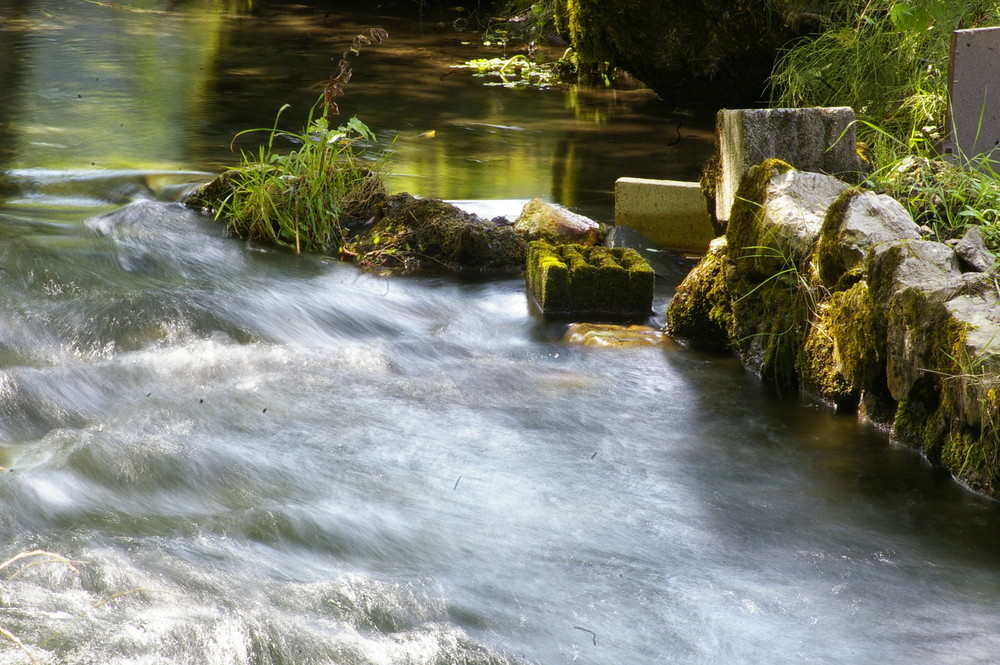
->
[667, 158, 1000, 497]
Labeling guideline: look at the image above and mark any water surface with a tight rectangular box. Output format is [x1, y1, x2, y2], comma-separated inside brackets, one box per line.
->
[0, 2, 999, 665]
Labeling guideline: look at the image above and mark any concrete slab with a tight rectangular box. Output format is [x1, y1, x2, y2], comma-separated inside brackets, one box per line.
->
[943, 27, 1000, 162]
[614, 177, 715, 253]
[715, 107, 866, 223]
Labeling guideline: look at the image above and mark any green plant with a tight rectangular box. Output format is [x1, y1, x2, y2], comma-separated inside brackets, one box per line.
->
[770, 0, 1000, 167]
[217, 108, 385, 254]
[215, 29, 390, 255]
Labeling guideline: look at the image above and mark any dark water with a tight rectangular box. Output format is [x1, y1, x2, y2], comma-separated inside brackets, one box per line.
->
[1, 2, 1000, 664]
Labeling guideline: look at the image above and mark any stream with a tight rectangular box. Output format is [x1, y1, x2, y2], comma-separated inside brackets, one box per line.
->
[1, 1, 1000, 664]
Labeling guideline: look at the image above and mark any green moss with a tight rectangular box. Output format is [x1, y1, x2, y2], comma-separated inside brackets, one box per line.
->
[526, 242, 653, 317]
[730, 268, 806, 390]
[551, 0, 804, 105]
[352, 194, 526, 272]
[815, 187, 864, 290]
[726, 158, 795, 279]
[527, 241, 572, 313]
[893, 387, 948, 463]
[940, 428, 999, 496]
[666, 241, 734, 351]
[827, 280, 883, 391]
[799, 301, 858, 410]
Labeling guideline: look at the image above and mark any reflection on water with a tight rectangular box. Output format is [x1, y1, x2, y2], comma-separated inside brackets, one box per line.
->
[3, 2, 1000, 665]
[0, 0, 714, 219]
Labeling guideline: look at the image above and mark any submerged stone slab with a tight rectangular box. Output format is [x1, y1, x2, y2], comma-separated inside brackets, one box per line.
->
[614, 177, 715, 252]
[715, 107, 866, 223]
[526, 241, 654, 317]
[563, 323, 680, 348]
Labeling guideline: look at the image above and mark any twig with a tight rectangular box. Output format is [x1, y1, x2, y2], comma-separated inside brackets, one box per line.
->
[574, 626, 597, 646]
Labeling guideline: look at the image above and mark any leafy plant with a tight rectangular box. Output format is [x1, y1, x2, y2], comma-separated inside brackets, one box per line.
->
[215, 28, 390, 255]
[771, 2, 1000, 250]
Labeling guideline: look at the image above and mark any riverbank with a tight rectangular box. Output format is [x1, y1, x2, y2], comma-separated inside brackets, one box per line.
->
[667, 157, 1000, 497]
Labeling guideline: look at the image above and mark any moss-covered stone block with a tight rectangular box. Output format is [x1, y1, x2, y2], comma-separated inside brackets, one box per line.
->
[526, 241, 653, 317]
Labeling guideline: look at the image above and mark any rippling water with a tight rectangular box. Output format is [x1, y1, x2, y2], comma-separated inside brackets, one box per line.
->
[2, 2, 1000, 664]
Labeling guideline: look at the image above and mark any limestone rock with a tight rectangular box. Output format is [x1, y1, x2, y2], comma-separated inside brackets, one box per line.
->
[815, 189, 921, 288]
[866, 239, 964, 308]
[727, 160, 849, 277]
[954, 225, 995, 273]
[514, 198, 602, 246]
[942, 291, 1000, 427]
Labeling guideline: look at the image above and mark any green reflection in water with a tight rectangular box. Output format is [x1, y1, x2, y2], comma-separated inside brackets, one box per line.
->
[6, 0, 227, 170]
[0, 0, 714, 220]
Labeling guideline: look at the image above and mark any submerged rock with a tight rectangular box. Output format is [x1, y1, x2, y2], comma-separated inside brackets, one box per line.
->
[563, 323, 679, 348]
[349, 193, 526, 273]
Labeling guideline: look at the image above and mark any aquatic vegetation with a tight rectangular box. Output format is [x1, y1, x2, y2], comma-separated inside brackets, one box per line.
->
[452, 53, 567, 89]
[212, 28, 390, 255]
[348, 193, 527, 272]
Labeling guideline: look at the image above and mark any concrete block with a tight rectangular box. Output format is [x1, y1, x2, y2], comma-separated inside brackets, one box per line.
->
[715, 107, 866, 223]
[614, 177, 715, 253]
[526, 241, 654, 318]
[943, 27, 1000, 162]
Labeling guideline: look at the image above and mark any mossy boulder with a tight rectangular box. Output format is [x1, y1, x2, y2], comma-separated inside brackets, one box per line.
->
[814, 188, 921, 290]
[666, 237, 734, 352]
[552, 0, 815, 106]
[349, 194, 527, 273]
[670, 157, 1000, 496]
[184, 169, 249, 212]
[726, 159, 847, 279]
[526, 241, 654, 318]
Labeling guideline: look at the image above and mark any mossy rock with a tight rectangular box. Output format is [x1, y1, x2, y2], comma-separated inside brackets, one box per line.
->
[351, 193, 527, 273]
[551, 0, 809, 106]
[184, 169, 250, 212]
[526, 241, 653, 318]
[727, 159, 847, 280]
[665, 237, 733, 352]
[798, 300, 858, 410]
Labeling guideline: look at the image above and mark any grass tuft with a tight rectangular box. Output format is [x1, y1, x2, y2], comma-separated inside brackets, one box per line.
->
[215, 29, 390, 255]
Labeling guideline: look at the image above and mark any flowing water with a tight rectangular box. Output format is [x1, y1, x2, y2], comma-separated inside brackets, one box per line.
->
[1, 1, 1000, 664]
